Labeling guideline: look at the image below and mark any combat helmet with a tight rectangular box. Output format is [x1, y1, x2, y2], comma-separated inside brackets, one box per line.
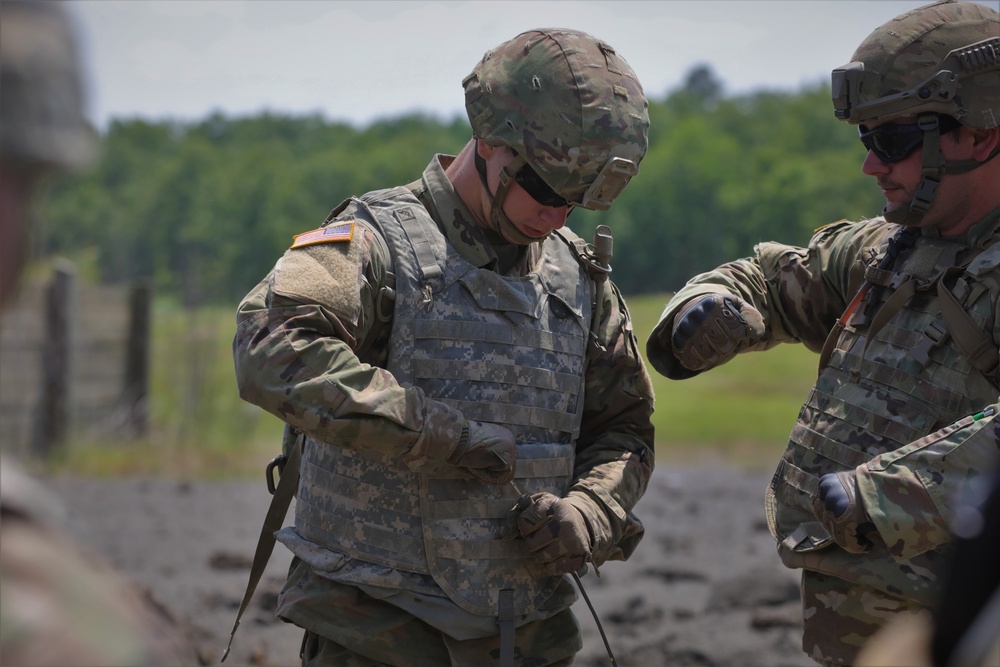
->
[0, 1, 97, 171]
[463, 28, 649, 243]
[831, 0, 1000, 225]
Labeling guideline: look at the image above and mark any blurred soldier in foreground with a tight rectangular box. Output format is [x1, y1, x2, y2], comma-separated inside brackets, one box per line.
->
[233, 28, 654, 666]
[0, 2, 188, 664]
[646, 1, 1000, 664]
[857, 424, 1000, 667]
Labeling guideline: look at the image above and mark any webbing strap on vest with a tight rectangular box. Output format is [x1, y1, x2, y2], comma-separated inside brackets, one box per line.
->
[497, 588, 515, 667]
[817, 227, 915, 375]
[396, 203, 444, 282]
[220, 432, 303, 663]
[938, 267, 1000, 379]
[861, 277, 916, 359]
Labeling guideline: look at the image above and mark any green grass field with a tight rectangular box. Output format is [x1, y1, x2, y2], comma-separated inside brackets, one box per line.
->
[50, 293, 817, 478]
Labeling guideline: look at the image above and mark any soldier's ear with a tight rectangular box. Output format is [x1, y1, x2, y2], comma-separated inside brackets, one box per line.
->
[969, 126, 999, 162]
[476, 140, 503, 160]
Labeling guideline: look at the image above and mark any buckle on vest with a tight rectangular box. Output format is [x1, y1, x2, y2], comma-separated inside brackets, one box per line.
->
[265, 454, 288, 495]
[781, 522, 834, 553]
[910, 320, 949, 366]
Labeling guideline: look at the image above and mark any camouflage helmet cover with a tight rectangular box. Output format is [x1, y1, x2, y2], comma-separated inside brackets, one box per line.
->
[0, 1, 97, 170]
[832, 0, 1000, 128]
[463, 28, 649, 211]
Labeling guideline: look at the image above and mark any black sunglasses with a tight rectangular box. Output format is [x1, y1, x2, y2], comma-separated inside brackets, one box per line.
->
[513, 162, 571, 208]
[858, 115, 960, 163]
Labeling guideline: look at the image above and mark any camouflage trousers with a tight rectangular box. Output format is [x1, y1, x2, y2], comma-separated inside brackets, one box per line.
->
[284, 568, 581, 667]
[801, 571, 925, 666]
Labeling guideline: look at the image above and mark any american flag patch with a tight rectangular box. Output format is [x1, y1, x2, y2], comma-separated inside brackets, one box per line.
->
[290, 222, 355, 248]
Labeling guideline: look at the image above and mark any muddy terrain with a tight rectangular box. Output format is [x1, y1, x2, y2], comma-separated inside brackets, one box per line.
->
[49, 466, 814, 667]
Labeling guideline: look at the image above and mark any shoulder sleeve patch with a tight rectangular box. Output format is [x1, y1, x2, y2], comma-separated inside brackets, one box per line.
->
[813, 219, 849, 234]
[273, 225, 365, 318]
[290, 222, 355, 249]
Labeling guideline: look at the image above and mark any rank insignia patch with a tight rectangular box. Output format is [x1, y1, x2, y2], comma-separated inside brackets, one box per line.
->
[290, 222, 355, 248]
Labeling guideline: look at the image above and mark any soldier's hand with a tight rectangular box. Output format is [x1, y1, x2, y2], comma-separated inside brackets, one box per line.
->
[504, 492, 592, 574]
[447, 421, 516, 485]
[671, 294, 765, 372]
[813, 470, 876, 553]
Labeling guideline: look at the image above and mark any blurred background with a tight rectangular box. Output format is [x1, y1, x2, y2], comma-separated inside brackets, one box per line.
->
[3, 0, 973, 477]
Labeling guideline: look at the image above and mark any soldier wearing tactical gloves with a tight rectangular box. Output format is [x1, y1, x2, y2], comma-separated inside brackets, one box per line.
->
[233, 27, 655, 667]
[647, 2, 1000, 665]
[447, 420, 517, 485]
[667, 293, 766, 375]
[813, 471, 876, 554]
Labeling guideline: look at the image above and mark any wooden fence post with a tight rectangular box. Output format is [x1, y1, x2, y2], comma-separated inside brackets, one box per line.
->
[34, 261, 75, 457]
[122, 279, 152, 437]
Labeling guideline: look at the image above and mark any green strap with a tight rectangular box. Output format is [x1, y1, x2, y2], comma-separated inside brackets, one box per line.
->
[220, 432, 303, 663]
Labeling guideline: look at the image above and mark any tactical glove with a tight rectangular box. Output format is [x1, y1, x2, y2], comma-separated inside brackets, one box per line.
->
[671, 294, 765, 372]
[503, 492, 593, 574]
[447, 420, 516, 485]
[813, 470, 876, 553]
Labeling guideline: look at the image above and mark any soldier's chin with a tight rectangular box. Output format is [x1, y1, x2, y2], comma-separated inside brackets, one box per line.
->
[883, 198, 908, 214]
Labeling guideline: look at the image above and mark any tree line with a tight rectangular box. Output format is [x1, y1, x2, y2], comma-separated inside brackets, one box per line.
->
[40, 66, 885, 306]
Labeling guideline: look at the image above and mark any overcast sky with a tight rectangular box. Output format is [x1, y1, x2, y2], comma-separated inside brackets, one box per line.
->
[66, 1, 988, 130]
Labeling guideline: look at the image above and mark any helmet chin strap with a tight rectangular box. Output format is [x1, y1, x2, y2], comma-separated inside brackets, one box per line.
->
[473, 143, 539, 246]
[885, 113, 1000, 228]
[884, 113, 945, 227]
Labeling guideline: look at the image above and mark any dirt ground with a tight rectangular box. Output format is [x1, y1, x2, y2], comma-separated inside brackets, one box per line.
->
[48, 465, 816, 667]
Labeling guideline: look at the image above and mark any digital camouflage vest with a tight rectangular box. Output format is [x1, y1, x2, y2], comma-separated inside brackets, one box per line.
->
[766, 222, 1000, 605]
[292, 187, 592, 617]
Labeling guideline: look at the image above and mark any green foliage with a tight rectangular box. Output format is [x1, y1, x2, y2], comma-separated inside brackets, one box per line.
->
[40, 66, 886, 305]
[42, 113, 470, 305]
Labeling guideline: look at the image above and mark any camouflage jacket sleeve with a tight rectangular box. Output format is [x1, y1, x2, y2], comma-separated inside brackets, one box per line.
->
[569, 279, 656, 566]
[856, 401, 1000, 562]
[232, 219, 465, 473]
[646, 219, 890, 379]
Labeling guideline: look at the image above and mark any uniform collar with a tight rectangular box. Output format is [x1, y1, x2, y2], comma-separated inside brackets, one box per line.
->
[413, 154, 498, 270]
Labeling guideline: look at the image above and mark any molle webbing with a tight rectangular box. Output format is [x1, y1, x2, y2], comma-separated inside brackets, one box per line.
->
[788, 422, 870, 469]
[773, 226, 1000, 551]
[290, 186, 590, 618]
[818, 228, 916, 372]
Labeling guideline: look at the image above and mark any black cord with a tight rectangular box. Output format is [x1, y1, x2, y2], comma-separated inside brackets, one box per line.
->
[572, 571, 618, 667]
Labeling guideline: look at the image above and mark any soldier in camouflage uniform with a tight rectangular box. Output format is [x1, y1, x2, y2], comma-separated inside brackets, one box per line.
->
[0, 2, 189, 664]
[233, 28, 655, 666]
[645, 1, 1000, 664]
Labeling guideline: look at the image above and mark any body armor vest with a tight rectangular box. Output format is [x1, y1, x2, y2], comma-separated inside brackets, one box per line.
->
[292, 187, 593, 617]
[766, 226, 1000, 603]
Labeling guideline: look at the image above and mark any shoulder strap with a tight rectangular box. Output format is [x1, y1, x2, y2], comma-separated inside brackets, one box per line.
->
[553, 225, 613, 351]
[221, 430, 303, 662]
[817, 227, 915, 375]
[938, 267, 1000, 380]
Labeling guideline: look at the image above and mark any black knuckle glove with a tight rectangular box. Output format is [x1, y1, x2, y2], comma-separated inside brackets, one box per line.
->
[813, 470, 876, 553]
[671, 294, 765, 372]
[447, 421, 516, 485]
